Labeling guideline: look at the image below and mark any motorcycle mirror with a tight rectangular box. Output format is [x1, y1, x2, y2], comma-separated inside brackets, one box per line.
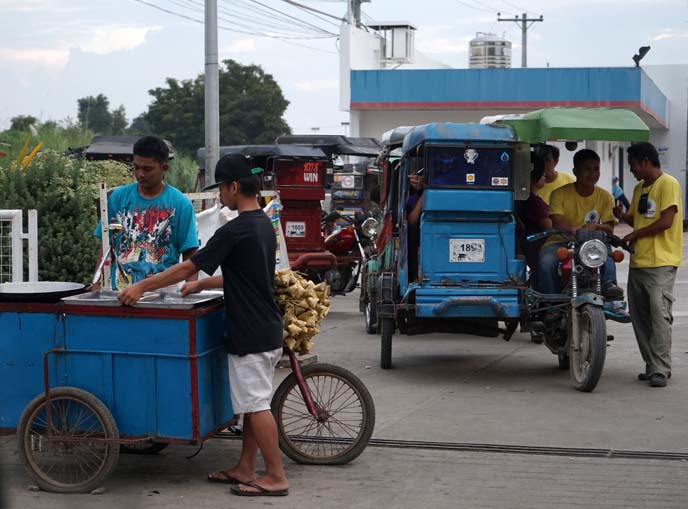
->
[361, 217, 379, 237]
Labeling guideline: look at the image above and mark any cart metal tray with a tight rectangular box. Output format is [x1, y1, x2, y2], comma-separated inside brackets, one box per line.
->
[62, 289, 224, 309]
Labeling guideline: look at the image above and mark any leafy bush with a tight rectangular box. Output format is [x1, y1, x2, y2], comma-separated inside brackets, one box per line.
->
[0, 150, 132, 283]
[166, 151, 199, 193]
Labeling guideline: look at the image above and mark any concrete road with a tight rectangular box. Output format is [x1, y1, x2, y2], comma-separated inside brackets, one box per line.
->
[2, 238, 688, 508]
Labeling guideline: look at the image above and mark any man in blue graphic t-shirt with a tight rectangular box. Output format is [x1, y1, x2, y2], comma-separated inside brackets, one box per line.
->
[94, 136, 199, 289]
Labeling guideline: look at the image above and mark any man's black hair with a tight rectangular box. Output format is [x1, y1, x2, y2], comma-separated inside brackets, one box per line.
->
[539, 144, 560, 161]
[530, 152, 545, 182]
[235, 175, 261, 197]
[628, 142, 661, 168]
[573, 149, 600, 169]
[133, 135, 169, 164]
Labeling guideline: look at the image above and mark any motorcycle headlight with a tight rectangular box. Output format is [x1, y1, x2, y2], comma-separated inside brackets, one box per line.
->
[361, 217, 379, 237]
[578, 239, 607, 268]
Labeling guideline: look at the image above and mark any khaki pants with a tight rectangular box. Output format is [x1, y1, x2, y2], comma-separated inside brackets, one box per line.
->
[627, 266, 677, 377]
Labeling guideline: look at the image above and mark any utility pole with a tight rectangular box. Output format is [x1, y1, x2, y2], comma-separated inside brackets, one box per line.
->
[497, 12, 543, 68]
[204, 0, 220, 188]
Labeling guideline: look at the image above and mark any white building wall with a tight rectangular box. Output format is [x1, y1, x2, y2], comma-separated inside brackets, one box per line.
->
[643, 65, 688, 216]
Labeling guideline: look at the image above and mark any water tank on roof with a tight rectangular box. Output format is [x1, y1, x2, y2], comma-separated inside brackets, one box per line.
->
[469, 32, 512, 69]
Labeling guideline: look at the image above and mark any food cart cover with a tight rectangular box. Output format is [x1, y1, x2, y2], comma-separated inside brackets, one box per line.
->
[497, 108, 650, 144]
[275, 135, 382, 157]
[401, 123, 516, 154]
[197, 145, 328, 169]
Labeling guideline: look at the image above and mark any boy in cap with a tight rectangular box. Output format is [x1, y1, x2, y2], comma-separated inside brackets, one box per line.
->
[119, 153, 288, 496]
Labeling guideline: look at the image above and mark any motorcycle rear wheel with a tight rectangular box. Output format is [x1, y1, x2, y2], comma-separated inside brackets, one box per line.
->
[569, 304, 606, 392]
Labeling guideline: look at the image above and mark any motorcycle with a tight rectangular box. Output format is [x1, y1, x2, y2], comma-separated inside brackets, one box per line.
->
[525, 228, 633, 392]
[311, 211, 378, 295]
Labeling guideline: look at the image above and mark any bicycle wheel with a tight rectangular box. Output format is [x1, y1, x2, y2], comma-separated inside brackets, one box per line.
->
[271, 363, 375, 465]
[17, 387, 120, 493]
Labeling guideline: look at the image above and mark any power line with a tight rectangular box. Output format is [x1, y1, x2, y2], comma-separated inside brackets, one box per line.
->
[498, 0, 527, 13]
[225, 0, 337, 34]
[131, 0, 337, 52]
[453, 0, 496, 14]
[241, 0, 337, 35]
[179, 0, 336, 37]
[279, 0, 344, 23]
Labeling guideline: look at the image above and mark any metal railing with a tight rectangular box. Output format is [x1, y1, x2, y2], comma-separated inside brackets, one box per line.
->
[0, 209, 38, 283]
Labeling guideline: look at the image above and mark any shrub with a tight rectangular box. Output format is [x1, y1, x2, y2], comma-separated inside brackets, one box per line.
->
[0, 150, 132, 283]
[166, 151, 199, 193]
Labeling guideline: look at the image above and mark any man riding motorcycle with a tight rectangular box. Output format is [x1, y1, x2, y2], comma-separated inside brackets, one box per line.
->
[537, 149, 624, 301]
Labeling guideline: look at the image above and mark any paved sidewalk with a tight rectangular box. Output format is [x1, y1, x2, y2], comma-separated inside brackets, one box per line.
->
[3, 436, 688, 509]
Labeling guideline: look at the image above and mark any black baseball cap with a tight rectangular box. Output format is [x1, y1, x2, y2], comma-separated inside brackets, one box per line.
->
[204, 153, 264, 190]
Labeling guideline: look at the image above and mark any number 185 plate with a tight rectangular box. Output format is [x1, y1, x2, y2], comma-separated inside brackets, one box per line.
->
[449, 238, 485, 263]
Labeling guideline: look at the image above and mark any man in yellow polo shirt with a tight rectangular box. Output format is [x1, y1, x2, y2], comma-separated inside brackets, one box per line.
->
[538, 149, 623, 300]
[617, 142, 682, 388]
[535, 145, 575, 204]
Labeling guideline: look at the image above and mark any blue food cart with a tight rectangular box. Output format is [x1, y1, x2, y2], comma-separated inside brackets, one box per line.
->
[1, 290, 231, 493]
[1, 286, 375, 493]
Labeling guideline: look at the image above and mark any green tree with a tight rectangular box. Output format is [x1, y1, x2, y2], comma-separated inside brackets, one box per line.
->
[140, 60, 291, 153]
[111, 105, 128, 135]
[128, 113, 152, 135]
[10, 115, 38, 132]
[0, 151, 132, 283]
[78, 94, 113, 134]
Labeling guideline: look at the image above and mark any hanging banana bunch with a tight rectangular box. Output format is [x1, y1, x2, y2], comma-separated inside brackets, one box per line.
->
[274, 268, 331, 354]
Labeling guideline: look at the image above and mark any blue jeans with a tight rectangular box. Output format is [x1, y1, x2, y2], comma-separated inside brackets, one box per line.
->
[537, 241, 617, 295]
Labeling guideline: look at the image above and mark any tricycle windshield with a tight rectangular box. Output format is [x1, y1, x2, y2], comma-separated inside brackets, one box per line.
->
[426, 146, 513, 189]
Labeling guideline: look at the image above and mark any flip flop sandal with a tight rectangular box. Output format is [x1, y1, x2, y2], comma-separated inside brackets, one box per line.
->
[207, 471, 246, 485]
[230, 481, 289, 497]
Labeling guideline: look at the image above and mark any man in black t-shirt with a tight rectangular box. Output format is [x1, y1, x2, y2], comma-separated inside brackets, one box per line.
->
[118, 153, 288, 497]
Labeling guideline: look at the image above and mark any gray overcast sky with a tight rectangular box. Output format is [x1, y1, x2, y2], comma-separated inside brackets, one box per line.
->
[1, 0, 687, 134]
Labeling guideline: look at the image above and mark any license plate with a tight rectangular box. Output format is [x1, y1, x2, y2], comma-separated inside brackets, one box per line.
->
[286, 222, 306, 238]
[449, 239, 485, 263]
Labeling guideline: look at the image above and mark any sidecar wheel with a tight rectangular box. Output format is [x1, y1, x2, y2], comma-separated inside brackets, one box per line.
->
[365, 300, 378, 334]
[569, 304, 606, 392]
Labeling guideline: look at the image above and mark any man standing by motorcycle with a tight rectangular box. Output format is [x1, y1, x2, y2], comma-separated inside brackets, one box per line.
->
[617, 142, 682, 388]
[538, 149, 624, 300]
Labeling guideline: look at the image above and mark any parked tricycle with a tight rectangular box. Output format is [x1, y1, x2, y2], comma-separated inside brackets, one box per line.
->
[275, 135, 381, 295]
[364, 108, 650, 392]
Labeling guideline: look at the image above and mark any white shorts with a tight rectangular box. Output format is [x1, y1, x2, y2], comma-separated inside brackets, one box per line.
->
[228, 347, 282, 415]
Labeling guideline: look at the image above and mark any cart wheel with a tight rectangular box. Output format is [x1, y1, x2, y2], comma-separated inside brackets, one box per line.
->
[17, 387, 120, 493]
[271, 363, 375, 465]
[380, 317, 394, 369]
[121, 442, 168, 454]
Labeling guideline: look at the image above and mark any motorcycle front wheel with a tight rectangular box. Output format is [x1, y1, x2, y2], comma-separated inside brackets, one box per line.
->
[569, 304, 607, 392]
